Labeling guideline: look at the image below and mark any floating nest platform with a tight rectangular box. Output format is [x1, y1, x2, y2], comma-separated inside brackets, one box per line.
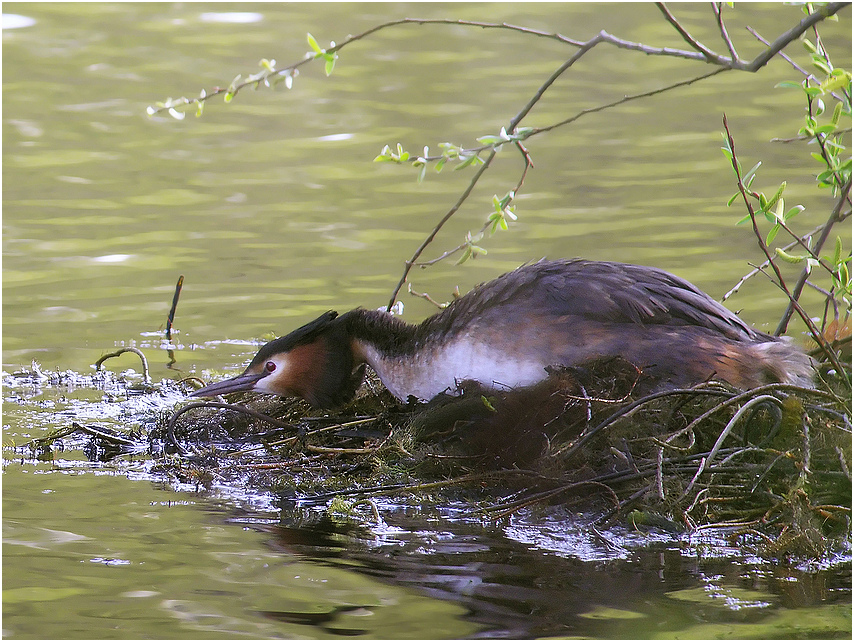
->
[140, 355, 852, 560]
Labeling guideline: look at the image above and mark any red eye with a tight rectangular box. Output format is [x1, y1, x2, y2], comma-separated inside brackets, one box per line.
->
[265, 361, 277, 373]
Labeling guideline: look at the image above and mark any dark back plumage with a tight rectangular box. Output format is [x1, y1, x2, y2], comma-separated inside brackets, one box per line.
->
[418, 259, 759, 342]
[193, 258, 812, 408]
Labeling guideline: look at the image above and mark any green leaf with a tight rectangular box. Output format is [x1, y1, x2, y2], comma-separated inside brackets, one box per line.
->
[456, 246, 472, 265]
[417, 164, 427, 183]
[727, 192, 739, 207]
[766, 224, 781, 245]
[784, 205, 805, 220]
[307, 32, 323, 54]
[224, 92, 234, 103]
[766, 181, 786, 212]
[743, 161, 762, 185]
[831, 101, 844, 126]
[812, 58, 831, 76]
[775, 247, 806, 263]
[821, 70, 852, 93]
[455, 153, 479, 170]
[775, 80, 804, 89]
[324, 55, 336, 76]
[735, 212, 751, 225]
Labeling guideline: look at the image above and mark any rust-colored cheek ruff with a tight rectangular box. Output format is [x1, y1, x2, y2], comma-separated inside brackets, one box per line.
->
[271, 342, 327, 401]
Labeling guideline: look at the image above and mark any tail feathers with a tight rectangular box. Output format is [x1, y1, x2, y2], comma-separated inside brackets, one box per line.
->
[753, 338, 815, 387]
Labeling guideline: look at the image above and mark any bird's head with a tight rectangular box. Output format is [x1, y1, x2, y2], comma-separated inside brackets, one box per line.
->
[191, 311, 364, 408]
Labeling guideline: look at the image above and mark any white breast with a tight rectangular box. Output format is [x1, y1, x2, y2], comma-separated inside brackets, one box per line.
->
[356, 337, 549, 402]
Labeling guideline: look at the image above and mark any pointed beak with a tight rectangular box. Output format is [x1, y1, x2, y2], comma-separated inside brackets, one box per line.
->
[190, 371, 268, 398]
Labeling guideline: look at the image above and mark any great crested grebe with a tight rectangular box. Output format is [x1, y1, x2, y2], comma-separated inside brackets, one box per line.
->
[191, 259, 814, 408]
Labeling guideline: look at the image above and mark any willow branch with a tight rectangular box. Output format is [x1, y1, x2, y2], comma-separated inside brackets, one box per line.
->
[657, 2, 723, 63]
[712, 2, 739, 61]
[148, 4, 846, 116]
[724, 115, 845, 374]
[387, 35, 604, 308]
[385, 148, 497, 310]
[775, 180, 852, 335]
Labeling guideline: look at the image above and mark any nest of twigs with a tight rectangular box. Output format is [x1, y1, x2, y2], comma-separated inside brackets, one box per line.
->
[140, 355, 852, 559]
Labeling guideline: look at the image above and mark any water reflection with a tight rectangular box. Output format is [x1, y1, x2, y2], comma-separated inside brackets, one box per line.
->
[261, 504, 852, 638]
[1, 13, 36, 30]
[199, 12, 264, 25]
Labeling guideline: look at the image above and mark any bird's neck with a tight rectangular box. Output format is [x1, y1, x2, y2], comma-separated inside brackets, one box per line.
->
[338, 309, 425, 401]
[340, 308, 546, 402]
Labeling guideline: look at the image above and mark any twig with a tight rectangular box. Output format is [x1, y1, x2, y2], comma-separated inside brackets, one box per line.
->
[657, 2, 725, 64]
[166, 401, 298, 454]
[350, 498, 383, 525]
[723, 114, 793, 301]
[742, 3, 846, 72]
[680, 382, 839, 440]
[747, 26, 848, 103]
[306, 444, 377, 455]
[835, 446, 850, 480]
[71, 422, 137, 447]
[702, 395, 784, 474]
[723, 115, 847, 375]
[553, 385, 734, 461]
[712, 3, 739, 61]
[407, 283, 451, 308]
[166, 275, 183, 342]
[542, 68, 730, 139]
[300, 470, 529, 503]
[387, 34, 607, 308]
[225, 416, 378, 456]
[386, 148, 498, 310]
[477, 480, 619, 520]
[721, 222, 830, 302]
[775, 180, 851, 336]
[801, 412, 811, 475]
[95, 347, 150, 384]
